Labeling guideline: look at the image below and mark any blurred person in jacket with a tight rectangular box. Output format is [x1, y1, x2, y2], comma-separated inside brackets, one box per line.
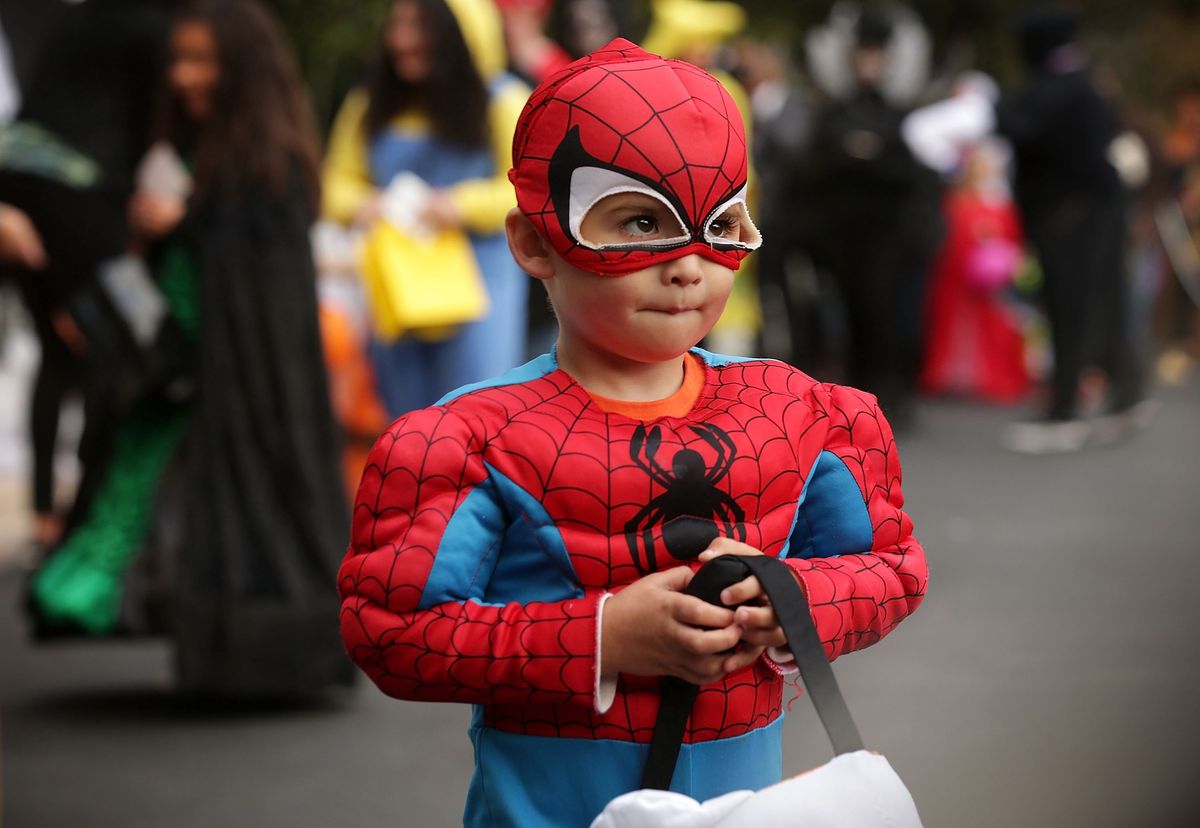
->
[804, 8, 944, 429]
[734, 38, 831, 374]
[996, 9, 1148, 453]
[30, 0, 352, 700]
[322, 0, 530, 417]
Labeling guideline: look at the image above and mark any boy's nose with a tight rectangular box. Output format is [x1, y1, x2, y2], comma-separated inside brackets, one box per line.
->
[662, 253, 704, 286]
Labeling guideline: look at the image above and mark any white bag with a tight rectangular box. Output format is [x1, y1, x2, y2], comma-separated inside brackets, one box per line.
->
[593, 555, 923, 828]
[593, 751, 920, 827]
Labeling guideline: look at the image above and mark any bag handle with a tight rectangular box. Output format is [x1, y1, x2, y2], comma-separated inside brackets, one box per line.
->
[640, 554, 864, 790]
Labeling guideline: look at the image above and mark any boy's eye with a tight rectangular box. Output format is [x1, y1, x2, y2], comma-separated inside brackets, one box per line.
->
[707, 214, 740, 239]
[622, 215, 660, 236]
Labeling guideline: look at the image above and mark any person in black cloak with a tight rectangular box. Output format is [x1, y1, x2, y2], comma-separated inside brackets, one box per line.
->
[803, 9, 943, 430]
[996, 9, 1148, 453]
[28, 0, 354, 700]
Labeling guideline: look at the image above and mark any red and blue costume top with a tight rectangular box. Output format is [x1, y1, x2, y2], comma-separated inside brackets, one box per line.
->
[338, 349, 928, 827]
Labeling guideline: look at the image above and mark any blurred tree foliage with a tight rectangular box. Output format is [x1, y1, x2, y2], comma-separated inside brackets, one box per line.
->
[272, 0, 1200, 133]
[270, 0, 390, 130]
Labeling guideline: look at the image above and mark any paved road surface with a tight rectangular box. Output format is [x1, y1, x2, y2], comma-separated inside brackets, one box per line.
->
[2, 346, 1198, 826]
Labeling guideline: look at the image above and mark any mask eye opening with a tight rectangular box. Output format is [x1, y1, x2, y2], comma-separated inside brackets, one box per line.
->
[701, 193, 762, 251]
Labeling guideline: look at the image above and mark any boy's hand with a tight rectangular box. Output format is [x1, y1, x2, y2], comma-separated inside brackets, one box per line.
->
[698, 539, 791, 657]
[601, 566, 745, 686]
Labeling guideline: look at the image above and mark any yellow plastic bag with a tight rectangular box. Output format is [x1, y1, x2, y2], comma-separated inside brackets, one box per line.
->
[360, 222, 489, 341]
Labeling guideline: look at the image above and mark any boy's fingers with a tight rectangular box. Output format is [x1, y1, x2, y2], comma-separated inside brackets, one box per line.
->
[735, 605, 777, 629]
[678, 623, 741, 656]
[739, 626, 789, 649]
[650, 565, 694, 592]
[673, 595, 735, 629]
[722, 644, 766, 675]
[678, 657, 729, 686]
[733, 606, 788, 647]
[698, 537, 764, 561]
[719, 575, 764, 607]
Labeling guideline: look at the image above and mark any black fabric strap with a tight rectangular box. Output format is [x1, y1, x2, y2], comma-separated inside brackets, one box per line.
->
[640, 554, 864, 790]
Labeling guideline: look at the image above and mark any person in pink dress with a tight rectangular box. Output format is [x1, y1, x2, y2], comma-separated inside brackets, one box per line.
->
[919, 141, 1030, 404]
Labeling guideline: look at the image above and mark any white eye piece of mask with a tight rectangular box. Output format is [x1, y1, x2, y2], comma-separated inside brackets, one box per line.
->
[700, 191, 762, 250]
[569, 166, 692, 251]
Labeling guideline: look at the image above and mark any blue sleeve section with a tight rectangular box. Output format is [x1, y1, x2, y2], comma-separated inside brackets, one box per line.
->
[464, 718, 784, 828]
[436, 352, 558, 405]
[420, 461, 583, 609]
[785, 450, 873, 559]
[483, 464, 583, 604]
[418, 476, 507, 609]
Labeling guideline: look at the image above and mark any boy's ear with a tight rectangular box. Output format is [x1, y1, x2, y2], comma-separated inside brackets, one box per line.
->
[505, 208, 556, 280]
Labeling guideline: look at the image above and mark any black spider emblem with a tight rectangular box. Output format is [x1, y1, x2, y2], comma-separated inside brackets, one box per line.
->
[625, 422, 747, 574]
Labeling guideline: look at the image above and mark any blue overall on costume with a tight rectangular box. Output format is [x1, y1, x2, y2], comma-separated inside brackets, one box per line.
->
[366, 81, 527, 418]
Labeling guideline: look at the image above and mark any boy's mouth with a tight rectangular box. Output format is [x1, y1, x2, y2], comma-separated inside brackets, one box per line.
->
[647, 306, 698, 315]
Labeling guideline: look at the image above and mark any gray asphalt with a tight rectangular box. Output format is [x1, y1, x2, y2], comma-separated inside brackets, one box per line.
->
[3, 381, 1199, 827]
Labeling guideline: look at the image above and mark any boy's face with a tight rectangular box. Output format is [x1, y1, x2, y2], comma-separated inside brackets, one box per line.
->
[542, 193, 736, 365]
[510, 39, 758, 278]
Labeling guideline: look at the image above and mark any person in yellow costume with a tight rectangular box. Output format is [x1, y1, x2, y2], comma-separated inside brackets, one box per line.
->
[641, 0, 762, 354]
[323, 0, 530, 416]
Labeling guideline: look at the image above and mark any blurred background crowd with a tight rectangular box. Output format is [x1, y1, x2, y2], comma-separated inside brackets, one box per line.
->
[0, 0, 1198, 810]
[2, 1, 1200, 825]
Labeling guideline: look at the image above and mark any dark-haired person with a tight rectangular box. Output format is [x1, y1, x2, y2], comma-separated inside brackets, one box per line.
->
[997, 10, 1148, 452]
[29, 0, 352, 700]
[323, 0, 529, 416]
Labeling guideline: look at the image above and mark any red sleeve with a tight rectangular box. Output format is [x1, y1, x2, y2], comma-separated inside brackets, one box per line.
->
[781, 384, 928, 661]
[337, 407, 601, 707]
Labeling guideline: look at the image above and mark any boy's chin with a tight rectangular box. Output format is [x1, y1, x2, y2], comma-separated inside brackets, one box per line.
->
[621, 340, 702, 365]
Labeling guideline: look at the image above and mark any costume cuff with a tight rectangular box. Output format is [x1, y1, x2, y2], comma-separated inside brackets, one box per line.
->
[594, 592, 617, 714]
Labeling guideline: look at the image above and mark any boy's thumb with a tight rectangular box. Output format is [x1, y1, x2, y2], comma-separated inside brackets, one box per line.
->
[653, 564, 694, 592]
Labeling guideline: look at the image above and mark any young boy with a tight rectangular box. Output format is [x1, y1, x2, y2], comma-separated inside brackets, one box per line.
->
[339, 39, 927, 827]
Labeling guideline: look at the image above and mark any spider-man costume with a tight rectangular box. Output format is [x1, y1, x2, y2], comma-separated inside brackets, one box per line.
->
[338, 40, 926, 828]
[339, 351, 926, 825]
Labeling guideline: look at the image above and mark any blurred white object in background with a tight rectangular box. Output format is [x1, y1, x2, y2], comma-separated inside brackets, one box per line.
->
[1107, 130, 1151, 190]
[135, 142, 193, 200]
[380, 171, 435, 241]
[901, 72, 998, 175]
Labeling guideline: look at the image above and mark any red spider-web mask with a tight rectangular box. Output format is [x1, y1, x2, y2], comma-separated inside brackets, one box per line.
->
[509, 38, 761, 277]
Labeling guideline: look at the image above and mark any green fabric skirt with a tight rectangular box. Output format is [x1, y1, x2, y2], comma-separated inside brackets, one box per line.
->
[32, 244, 198, 633]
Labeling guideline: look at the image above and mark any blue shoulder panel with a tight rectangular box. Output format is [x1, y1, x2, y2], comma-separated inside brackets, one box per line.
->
[419, 476, 507, 609]
[484, 465, 583, 604]
[784, 450, 873, 559]
[690, 347, 762, 367]
[437, 352, 558, 405]
[421, 462, 583, 608]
